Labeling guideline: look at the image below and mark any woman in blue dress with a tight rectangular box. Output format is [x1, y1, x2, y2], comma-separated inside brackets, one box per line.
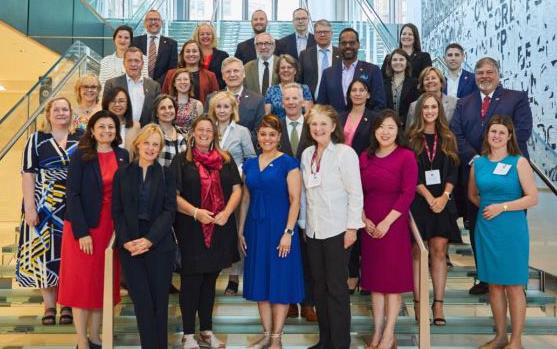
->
[239, 114, 304, 349]
[468, 115, 538, 349]
[264, 54, 313, 118]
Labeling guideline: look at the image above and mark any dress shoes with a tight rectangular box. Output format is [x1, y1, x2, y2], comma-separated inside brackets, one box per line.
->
[301, 306, 317, 322]
[287, 303, 299, 318]
[307, 343, 322, 349]
[469, 281, 489, 295]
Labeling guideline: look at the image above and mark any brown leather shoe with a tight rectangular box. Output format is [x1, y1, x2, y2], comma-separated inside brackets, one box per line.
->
[301, 306, 317, 322]
[287, 304, 299, 318]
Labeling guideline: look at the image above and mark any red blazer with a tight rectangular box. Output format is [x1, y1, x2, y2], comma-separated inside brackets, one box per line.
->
[162, 68, 219, 104]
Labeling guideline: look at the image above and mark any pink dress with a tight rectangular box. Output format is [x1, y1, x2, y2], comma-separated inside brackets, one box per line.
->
[359, 147, 417, 293]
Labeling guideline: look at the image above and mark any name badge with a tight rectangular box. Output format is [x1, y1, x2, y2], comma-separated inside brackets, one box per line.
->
[425, 169, 441, 186]
[307, 172, 322, 188]
[493, 163, 511, 175]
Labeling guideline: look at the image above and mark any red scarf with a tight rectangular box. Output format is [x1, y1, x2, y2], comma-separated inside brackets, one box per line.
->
[192, 148, 225, 248]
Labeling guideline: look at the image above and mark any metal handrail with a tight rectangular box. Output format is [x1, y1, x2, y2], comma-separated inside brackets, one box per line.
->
[353, 0, 398, 53]
[409, 213, 431, 349]
[531, 160, 557, 196]
[101, 233, 116, 349]
[0, 54, 89, 162]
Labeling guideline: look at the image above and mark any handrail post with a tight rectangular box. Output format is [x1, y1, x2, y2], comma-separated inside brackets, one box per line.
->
[102, 233, 116, 349]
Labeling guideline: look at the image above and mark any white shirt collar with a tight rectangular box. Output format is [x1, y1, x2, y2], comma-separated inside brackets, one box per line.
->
[318, 44, 333, 52]
[226, 86, 244, 96]
[126, 74, 144, 83]
[447, 68, 463, 80]
[287, 114, 304, 125]
[480, 90, 495, 100]
[296, 31, 309, 39]
[342, 60, 358, 71]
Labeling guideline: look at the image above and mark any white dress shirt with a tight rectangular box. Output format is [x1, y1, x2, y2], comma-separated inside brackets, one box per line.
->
[257, 55, 275, 92]
[296, 32, 309, 56]
[315, 44, 333, 97]
[300, 142, 364, 239]
[446, 68, 462, 98]
[146, 33, 161, 57]
[126, 74, 145, 122]
[342, 60, 358, 103]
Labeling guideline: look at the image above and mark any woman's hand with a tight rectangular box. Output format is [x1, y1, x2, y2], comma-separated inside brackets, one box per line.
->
[277, 233, 292, 258]
[238, 234, 247, 257]
[482, 204, 504, 220]
[344, 229, 357, 249]
[372, 220, 391, 239]
[430, 195, 448, 213]
[196, 209, 215, 225]
[363, 217, 376, 237]
[79, 236, 93, 255]
[214, 210, 231, 226]
[24, 208, 39, 227]
[130, 238, 152, 256]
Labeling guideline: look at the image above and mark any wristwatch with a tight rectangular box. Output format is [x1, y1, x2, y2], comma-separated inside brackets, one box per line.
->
[284, 228, 294, 236]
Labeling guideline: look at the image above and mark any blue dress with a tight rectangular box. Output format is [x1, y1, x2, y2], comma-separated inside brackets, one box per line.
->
[242, 154, 304, 304]
[474, 155, 529, 285]
[264, 84, 313, 118]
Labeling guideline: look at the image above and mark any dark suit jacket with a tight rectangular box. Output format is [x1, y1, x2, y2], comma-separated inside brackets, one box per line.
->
[162, 68, 219, 105]
[317, 60, 386, 112]
[383, 76, 419, 127]
[277, 32, 316, 59]
[450, 86, 533, 166]
[443, 69, 478, 98]
[381, 51, 432, 80]
[132, 34, 177, 85]
[279, 116, 311, 160]
[298, 45, 341, 99]
[207, 48, 230, 90]
[66, 147, 129, 239]
[102, 74, 161, 127]
[205, 87, 265, 143]
[338, 109, 378, 156]
[234, 38, 257, 65]
[112, 162, 177, 253]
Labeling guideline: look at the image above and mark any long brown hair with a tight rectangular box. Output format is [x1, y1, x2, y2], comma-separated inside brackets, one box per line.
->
[179, 40, 203, 68]
[184, 116, 230, 163]
[481, 115, 521, 156]
[407, 93, 459, 165]
[79, 110, 122, 161]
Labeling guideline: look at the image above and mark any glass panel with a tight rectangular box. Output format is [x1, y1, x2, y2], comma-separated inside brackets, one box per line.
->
[276, 0, 300, 21]
[189, 0, 213, 20]
[247, 0, 272, 18]
[221, 0, 243, 20]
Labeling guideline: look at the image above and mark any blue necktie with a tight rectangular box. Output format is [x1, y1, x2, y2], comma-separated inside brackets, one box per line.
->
[320, 49, 329, 73]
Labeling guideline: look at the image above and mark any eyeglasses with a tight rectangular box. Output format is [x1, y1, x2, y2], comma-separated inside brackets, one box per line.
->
[146, 18, 161, 22]
[315, 30, 331, 36]
[256, 42, 273, 47]
[294, 17, 308, 22]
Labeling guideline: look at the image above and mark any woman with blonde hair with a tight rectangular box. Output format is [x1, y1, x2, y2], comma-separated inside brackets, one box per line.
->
[192, 22, 230, 89]
[73, 74, 102, 130]
[16, 97, 82, 326]
[113, 123, 177, 349]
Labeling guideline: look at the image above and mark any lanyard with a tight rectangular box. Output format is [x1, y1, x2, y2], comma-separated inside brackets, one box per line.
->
[423, 133, 438, 165]
[310, 149, 322, 175]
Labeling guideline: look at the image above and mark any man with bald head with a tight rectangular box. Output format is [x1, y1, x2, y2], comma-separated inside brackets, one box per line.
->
[243, 32, 280, 96]
[235, 10, 278, 64]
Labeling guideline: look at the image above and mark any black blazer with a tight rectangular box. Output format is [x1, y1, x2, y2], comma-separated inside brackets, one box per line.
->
[298, 45, 341, 99]
[383, 76, 419, 127]
[277, 32, 316, 60]
[234, 38, 257, 65]
[132, 34, 178, 85]
[66, 147, 129, 239]
[381, 51, 432, 80]
[207, 48, 230, 90]
[279, 117, 311, 160]
[112, 162, 177, 253]
[338, 109, 378, 156]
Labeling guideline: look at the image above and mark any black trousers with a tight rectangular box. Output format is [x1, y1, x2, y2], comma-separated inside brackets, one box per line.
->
[348, 235, 361, 278]
[180, 271, 220, 334]
[307, 233, 351, 349]
[120, 248, 175, 349]
[299, 231, 314, 306]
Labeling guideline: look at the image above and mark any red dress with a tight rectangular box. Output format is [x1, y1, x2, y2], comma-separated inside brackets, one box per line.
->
[58, 151, 121, 308]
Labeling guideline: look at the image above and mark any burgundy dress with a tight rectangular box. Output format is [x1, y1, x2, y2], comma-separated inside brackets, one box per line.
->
[58, 152, 121, 308]
[359, 147, 417, 293]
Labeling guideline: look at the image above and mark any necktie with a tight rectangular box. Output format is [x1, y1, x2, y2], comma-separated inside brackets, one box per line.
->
[262, 61, 270, 96]
[235, 94, 240, 103]
[148, 35, 157, 78]
[290, 121, 299, 155]
[480, 96, 491, 119]
[320, 48, 329, 74]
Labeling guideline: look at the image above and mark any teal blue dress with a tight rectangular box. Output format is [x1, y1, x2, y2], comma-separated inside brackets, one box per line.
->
[473, 155, 529, 285]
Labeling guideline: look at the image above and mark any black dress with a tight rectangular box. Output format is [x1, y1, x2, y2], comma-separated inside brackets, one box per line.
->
[411, 134, 461, 242]
[171, 154, 241, 274]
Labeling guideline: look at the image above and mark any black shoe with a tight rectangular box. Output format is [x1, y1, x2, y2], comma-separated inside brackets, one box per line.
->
[469, 281, 489, 295]
[308, 343, 322, 349]
[360, 289, 370, 296]
[169, 283, 180, 294]
[88, 339, 102, 349]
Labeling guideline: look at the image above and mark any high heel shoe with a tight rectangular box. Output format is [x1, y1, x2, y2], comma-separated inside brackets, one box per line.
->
[247, 331, 270, 349]
[431, 299, 446, 326]
[199, 330, 225, 348]
[348, 278, 359, 295]
[269, 332, 283, 349]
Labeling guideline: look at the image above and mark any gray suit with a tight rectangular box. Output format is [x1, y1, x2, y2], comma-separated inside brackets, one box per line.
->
[244, 56, 280, 95]
[220, 122, 256, 168]
[103, 74, 161, 127]
[406, 94, 458, 130]
[298, 45, 341, 99]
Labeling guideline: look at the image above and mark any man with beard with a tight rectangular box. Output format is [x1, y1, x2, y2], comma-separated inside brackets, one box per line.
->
[243, 32, 279, 96]
[450, 57, 532, 295]
[317, 28, 385, 112]
[235, 10, 277, 64]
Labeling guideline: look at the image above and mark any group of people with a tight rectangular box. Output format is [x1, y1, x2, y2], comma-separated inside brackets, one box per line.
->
[14, 6, 538, 349]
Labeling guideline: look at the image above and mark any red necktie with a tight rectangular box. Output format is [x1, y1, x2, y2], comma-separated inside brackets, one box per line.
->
[480, 96, 491, 119]
[148, 36, 157, 78]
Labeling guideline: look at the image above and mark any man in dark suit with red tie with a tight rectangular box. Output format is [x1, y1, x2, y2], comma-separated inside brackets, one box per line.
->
[132, 10, 177, 85]
[450, 57, 532, 295]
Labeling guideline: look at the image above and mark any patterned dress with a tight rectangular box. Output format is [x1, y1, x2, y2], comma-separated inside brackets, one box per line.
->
[16, 131, 82, 288]
[264, 84, 313, 118]
[175, 98, 202, 138]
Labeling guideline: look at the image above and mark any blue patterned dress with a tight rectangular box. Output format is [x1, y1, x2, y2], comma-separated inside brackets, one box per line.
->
[16, 131, 81, 288]
[264, 84, 313, 118]
[473, 155, 529, 285]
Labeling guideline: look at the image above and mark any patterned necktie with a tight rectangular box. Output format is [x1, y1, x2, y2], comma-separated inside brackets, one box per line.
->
[320, 48, 329, 73]
[148, 35, 157, 78]
[480, 96, 491, 119]
[262, 61, 270, 96]
[290, 121, 299, 155]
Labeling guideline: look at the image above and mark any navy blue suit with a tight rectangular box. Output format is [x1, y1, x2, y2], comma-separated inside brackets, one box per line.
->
[443, 69, 478, 98]
[133, 34, 178, 85]
[65, 147, 129, 239]
[277, 32, 316, 59]
[316, 60, 386, 112]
